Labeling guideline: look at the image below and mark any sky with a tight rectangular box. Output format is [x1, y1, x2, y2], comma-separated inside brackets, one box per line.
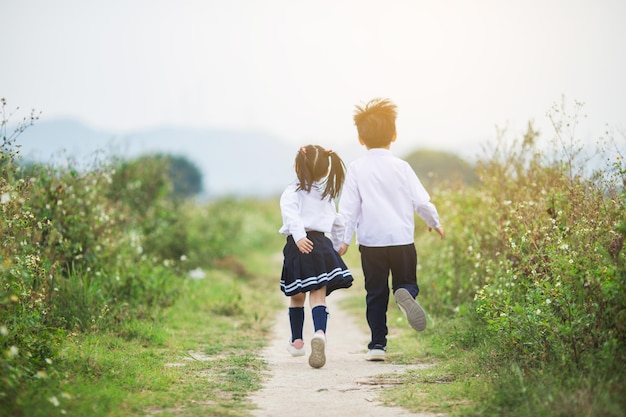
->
[2, 0, 625, 158]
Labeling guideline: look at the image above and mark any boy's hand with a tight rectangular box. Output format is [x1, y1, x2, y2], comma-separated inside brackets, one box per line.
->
[429, 226, 445, 239]
[337, 243, 349, 256]
[296, 237, 314, 254]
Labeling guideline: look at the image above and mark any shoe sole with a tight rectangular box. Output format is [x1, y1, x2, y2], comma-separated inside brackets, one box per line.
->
[365, 354, 385, 361]
[309, 337, 326, 368]
[394, 288, 427, 331]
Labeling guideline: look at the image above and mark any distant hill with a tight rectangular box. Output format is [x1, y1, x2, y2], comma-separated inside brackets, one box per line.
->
[405, 149, 477, 189]
[15, 119, 300, 198]
[14, 119, 471, 197]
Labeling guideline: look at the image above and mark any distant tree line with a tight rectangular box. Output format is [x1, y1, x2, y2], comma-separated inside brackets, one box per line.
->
[404, 149, 476, 189]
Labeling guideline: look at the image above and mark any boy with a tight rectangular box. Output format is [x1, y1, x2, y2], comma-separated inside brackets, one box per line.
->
[338, 98, 444, 361]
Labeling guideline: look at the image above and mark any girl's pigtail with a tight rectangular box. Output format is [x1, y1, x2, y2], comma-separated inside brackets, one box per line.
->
[322, 150, 346, 200]
[295, 147, 313, 192]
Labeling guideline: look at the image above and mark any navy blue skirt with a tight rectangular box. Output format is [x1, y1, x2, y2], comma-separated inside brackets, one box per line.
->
[280, 231, 353, 296]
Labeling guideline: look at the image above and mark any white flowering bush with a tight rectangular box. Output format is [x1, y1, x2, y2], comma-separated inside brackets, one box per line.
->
[1, 104, 194, 413]
[412, 112, 626, 414]
[467, 119, 626, 372]
[1, 102, 62, 410]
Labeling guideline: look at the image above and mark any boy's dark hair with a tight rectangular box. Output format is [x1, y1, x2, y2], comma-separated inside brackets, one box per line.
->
[353, 98, 398, 148]
[295, 144, 346, 200]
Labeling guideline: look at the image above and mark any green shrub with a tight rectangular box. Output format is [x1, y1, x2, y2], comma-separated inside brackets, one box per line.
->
[471, 125, 626, 372]
[416, 110, 626, 415]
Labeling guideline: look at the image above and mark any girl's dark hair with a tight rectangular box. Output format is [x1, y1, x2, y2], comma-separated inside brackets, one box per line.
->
[294, 144, 346, 200]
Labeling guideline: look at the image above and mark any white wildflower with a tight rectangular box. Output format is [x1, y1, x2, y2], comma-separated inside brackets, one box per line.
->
[8, 345, 19, 357]
[189, 268, 206, 279]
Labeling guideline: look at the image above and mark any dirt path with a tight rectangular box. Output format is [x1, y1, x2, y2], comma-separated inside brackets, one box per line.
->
[248, 291, 441, 417]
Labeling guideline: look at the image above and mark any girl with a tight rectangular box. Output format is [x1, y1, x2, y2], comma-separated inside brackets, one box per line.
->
[279, 144, 353, 368]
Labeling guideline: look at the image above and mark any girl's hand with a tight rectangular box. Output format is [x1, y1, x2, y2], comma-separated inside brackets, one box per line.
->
[296, 237, 314, 254]
[337, 243, 349, 256]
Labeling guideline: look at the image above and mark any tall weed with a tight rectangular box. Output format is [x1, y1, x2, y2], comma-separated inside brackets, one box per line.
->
[417, 104, 625, 415]
[0, 106, 247, 414]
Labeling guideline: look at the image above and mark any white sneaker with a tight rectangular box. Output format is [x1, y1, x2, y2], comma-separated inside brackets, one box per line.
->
[366, 348, 386, 361]
[394, 288, 427, 331]
[308, 333, 326, 368]
[286, 340, 305, 357]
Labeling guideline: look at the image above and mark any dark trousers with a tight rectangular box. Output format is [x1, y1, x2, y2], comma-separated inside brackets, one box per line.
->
[359, 244, 419, 349]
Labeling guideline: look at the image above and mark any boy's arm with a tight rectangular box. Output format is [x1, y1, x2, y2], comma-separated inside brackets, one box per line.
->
[330, 212, 345, 253]
[408, 165, 442, 232]
[416, 203, 441, 230]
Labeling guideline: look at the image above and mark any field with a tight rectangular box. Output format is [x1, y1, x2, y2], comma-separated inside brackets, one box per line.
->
[1, 108, 625, 416]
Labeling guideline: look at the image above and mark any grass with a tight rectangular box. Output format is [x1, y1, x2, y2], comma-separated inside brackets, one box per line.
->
[9, 193, 622, 416]
[15, 250, 281, 417]
[376, 315, 493, 416]
[335, 296, 497, 416]
[337, 246, 495, 416]
[339, 242, 626, 417]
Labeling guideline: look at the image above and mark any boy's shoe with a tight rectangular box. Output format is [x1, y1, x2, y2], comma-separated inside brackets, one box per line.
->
[308, 333, 326, 368]
[287, 340, 305, 357]
[394, 288, 427, 331]
[366, 345, 386, 361]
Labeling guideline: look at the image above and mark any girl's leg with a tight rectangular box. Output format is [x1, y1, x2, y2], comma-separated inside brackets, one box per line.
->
[289, 293, 306, 350]
[309, 288, 328, 335]
[308, 287, 328, 368]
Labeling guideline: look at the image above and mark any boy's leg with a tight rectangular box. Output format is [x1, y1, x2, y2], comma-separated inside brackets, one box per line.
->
[390, 244, 427, 331]
[389, 244, 419, 296]
[359, 245, 391, 350]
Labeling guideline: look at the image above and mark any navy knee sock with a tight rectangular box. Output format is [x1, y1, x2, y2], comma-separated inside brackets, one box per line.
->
[312, 305, 328, 333]
[288, 307, 305, 342]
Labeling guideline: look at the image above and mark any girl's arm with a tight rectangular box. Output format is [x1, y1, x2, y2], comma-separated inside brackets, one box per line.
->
[280, 185, 314, 253]
[279, 185, 307, 244]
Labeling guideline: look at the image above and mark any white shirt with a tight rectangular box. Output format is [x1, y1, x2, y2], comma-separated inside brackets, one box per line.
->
[338, 148, 441, 247]
[279, 181, 344, 251]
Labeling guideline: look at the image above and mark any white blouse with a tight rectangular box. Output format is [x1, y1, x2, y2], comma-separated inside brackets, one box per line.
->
[338, 148, 441, 247]
[279, 181, 344, 251]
